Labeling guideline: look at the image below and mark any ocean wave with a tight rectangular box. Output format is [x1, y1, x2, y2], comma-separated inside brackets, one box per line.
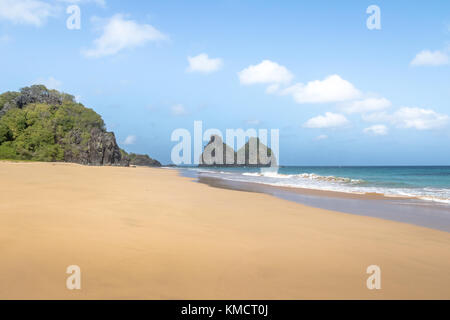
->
[242, 171, 363, 183]
[192, 168, 450, 205]
[188, 168, 232, 175]
[258, 180, 450, 204]
[416, 196, 450, 204]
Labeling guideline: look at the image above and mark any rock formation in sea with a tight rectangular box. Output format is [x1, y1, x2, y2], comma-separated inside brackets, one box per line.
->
[236, 137, 277, 167]
[199, 135, 276, 167]
[199, 135, 236, 167]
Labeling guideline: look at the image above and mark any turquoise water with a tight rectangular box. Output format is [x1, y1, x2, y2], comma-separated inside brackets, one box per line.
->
[184, 166, 450, 204]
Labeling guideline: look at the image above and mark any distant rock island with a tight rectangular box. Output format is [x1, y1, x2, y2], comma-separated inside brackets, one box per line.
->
[199, 135, 236, 167]
[0, 85, 160, 167]
[199, 135, 277, 167]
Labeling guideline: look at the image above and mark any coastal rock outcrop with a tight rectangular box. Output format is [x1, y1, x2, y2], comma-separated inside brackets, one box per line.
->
[199, 135, 236, 167]
[0, 85, 159, 167]
[199, 135, 276, 167]
[127, 153, 161, 167]
[63, 127, 127, 166]
[236, 137, 277, 167]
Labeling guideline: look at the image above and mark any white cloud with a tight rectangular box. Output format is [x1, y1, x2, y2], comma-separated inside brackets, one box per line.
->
[411, 50, 449, 66]
[171, 104, 187, 116]
[315, 134, 328, 140]
[82, 14, 166, 58]
[282, 74, 361, 104]
[34, 76, 62, 90]
[363, 124, 388, 136]
[238, 60, 293, 85]
[265, 84, 280, 94]
[342, 97, 391, 114]
[393, 107, 449, 130]
[362, 112, 390, 123]
[123, 135, 136, 145]
[238, 62, 361, 105]
[187, 53, 223, 74]
[363, 107, 449, 130]
[0, 0, 57, 26]
[304, 112, 349, 129]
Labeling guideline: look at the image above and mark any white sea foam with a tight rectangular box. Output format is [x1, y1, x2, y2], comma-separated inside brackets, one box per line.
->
[243, 171, 362, 183]
[194, 168, 450, 205]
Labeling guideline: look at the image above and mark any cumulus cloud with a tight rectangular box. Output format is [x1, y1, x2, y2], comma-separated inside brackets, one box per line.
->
[123, 135, 136, 145]
[363, 107, 449, 130]
[187, 53, 223, 74]
[304, 112, 349, 129]
[342, 97, 391, 114]
[0, 0, 57, 26]
[238, 61, 361, 106]
[82, 14, 166, 58]
[282, 75, 361, 104]
[265, 84, 280, 94]
[393, 107, 449, 130]
[238, 60, 293, 85]
[362, 112, 390, 123]
[171, 104, 187, 116]
[411, 50, 449, 66]
[363, 124, 388, 136]
[34, 76, 62, 90]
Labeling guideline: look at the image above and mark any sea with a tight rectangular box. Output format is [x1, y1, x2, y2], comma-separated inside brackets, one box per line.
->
[173, 166, 450, 232]
[183, 166, 450, 204]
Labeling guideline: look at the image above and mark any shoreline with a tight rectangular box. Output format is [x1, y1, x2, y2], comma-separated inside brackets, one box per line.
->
[185, 170, 450, 233]
[179, 166, 450, 205]
[1, 161, 450, 299]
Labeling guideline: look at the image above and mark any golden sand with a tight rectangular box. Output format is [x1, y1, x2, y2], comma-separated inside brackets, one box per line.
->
[0, 161, 449, 299]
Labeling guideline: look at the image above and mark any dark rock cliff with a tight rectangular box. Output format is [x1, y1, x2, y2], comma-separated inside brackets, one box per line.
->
[63, 127, 127, 166]
[0, 85, 159, 167]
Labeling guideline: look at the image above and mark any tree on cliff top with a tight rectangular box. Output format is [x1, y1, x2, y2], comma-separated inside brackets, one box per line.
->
[0, 85, 159, 166]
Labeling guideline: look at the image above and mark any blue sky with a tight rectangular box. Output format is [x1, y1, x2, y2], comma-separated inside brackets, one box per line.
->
[0, 0, 449, 165]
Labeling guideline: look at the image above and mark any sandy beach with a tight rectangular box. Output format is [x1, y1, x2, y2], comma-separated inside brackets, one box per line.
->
[0, 161, 449, 299]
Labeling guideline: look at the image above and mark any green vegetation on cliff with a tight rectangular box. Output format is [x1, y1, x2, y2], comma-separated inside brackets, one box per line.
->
[0, 85, 160, 166]
[0, 91, 20, 111]
[0, 87, 103, 161]
[0, 100, 104, 161]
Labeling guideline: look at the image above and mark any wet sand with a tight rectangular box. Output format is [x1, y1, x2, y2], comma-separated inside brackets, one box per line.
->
[196, 175, 450, 233]
[0, 161, 450, 299]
